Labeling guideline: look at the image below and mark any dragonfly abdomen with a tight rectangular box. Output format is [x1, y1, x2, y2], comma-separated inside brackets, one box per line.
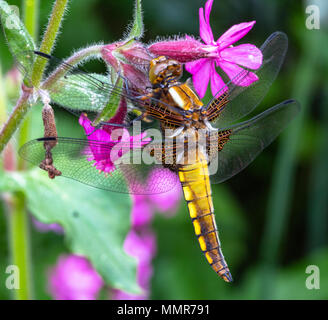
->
[178, 153, 233, 283]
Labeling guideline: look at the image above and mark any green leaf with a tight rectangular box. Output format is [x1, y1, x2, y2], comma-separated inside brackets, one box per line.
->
[127, 0, 143, 40]
[92, 75, 123, 126]
[0, 169, 141, 294]
[0, 1, 36, 81]
[49, 73, 112, 113]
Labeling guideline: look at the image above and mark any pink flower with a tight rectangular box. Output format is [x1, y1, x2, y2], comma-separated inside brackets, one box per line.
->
[79, 113, 151, 174]
[131, 194, 154, 228]
[32, 217, 64, 234]
[48, 254, 104, 300]
[112, 229, 156, 300]
[147, 168, 181, 215]
[131, 169, 182, 229]
[185, 0, 262, 98]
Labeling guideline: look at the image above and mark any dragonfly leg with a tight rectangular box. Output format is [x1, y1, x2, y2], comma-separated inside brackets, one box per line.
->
[97, 121, 130, 129]
[122, 74, 131, 96]
[85, 121, 128, 137]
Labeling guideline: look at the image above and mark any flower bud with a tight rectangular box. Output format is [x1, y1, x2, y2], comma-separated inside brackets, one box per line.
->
[101, 42, 124, 71]
[101, 41, 151, 92]
[148, 36, 211, 63]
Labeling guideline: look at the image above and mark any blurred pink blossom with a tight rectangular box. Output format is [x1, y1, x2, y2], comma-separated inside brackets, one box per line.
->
[32, 217, 64, 234]
[131, 195, 153, 228]
[132, 169, 182, 229]
[112, 230, 156, 300]
[48, 254, 104, 300]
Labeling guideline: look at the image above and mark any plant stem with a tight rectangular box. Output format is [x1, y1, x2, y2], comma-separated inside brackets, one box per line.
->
[42, 44, 103, 89]
[0, 63, 6, 124]
[31, 0, 69, 86]
[17, 0, 40, 170]
[23, 0, 39, 41]
[0, 86, 31, 154]
[7, 192, 33, 300]
[5, 0, 41, 302]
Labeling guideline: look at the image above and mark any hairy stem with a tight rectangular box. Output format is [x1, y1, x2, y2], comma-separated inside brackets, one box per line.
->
[0, 86, 31, 154]
[42, 44, 103, 90]
[31, 0, 69, 86]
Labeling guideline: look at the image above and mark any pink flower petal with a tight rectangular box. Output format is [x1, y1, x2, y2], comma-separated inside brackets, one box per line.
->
[199, 3, 214, 44]
[131, 195, 154, 228]
[148, 169, 181, 215]
[78, 113, 95, 135]
[204, 0, 214, 25]
[220, 44, 263, 69]
[79, 114, 150, 174]
[189, 59, 212, 98]
[217, 21, 256, 49]
[124, 230, 156, 265]
[219, 60, 259, 87]
[185, 57, 208, 74]
[210, 67, 227, 97]
[32, 218, 64, 234]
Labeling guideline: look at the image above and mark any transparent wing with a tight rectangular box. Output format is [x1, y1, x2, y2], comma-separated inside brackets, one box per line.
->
[208, 99, 300, 184]
[206, 32, 288, 127]
[18, 137, 179, 195]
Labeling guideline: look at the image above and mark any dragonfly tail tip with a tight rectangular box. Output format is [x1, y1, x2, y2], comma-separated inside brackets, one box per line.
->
[222, 270, 233, 283]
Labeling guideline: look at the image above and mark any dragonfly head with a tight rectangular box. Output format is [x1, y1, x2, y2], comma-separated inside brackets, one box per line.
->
[149, 56, 182, 87]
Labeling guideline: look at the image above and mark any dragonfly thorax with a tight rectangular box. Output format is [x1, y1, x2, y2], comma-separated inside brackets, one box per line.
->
[149, 56, 182, 87]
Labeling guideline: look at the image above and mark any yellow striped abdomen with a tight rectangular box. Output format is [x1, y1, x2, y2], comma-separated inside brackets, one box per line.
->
[178, 152, 233, 282]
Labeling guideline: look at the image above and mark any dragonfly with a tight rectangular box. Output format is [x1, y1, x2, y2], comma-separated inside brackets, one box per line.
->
[18, 32, 300, 282]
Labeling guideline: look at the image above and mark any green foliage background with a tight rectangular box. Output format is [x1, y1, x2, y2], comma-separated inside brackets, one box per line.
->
[0, 0, 327, 299]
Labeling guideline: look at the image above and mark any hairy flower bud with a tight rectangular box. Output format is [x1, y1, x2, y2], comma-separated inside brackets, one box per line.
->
[148, 37, 210, 63]
[101, 40, 151, 92]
